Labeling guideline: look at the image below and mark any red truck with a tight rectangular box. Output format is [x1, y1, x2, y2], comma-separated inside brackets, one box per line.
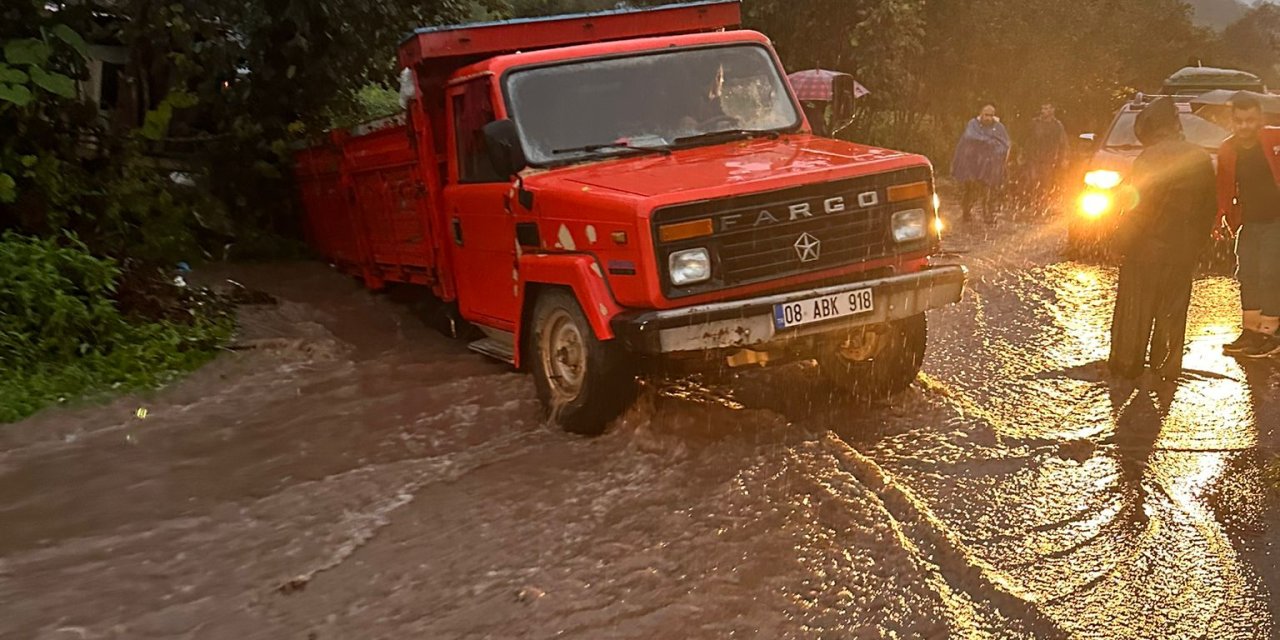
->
[293, 1, 966, 434]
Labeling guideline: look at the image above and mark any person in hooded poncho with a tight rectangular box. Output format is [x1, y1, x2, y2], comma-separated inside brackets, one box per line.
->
[952, 102, 1011, 223]
[1108, 97, 1218, 381]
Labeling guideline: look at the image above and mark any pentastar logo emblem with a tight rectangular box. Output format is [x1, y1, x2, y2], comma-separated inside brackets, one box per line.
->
[794, 232, 821, 263]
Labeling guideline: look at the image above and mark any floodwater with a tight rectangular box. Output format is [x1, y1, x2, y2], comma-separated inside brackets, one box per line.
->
[2, 209, 1278, 639]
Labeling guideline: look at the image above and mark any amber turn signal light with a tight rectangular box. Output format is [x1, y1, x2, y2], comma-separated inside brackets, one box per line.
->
[887, 181, 931, 203]
[658, 218, 714, 243]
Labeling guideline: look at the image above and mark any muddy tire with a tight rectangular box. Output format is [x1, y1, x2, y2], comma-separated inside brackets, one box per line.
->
[530, 290, 635, 435]
[817, 314, 927, 401]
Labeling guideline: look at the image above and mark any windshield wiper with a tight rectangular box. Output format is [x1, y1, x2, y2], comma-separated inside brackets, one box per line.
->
[1104, 144, 1144, 150]
[672, 129, 780, 147]
[552, 141, 671, 156]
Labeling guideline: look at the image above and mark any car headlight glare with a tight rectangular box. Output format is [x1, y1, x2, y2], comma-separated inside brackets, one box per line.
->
[669, 248, 711, 286]
[892, 209, 928, 243]
[1084, 170, 1122, 190]
[1079, 191, 1113, 218]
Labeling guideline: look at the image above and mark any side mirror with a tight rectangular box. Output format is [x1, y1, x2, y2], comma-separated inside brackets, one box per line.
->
[1079, 133, 1096, 143]
[482, 119, 528, 178]
[830, 83, 857, 136]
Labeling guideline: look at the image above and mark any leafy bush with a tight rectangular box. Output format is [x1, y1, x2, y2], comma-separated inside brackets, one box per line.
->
[0, 232, 232, 422]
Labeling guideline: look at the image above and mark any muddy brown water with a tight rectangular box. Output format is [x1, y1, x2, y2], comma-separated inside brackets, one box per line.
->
[2, 211, 1278, 639]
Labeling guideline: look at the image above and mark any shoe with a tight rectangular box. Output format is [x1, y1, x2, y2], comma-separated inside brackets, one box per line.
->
[1237, 333, 1280, 358]
[1223, 331, 1264, 354]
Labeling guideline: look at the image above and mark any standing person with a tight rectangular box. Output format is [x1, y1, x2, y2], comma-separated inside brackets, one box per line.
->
[1023, 102, 1070, 212]
[1108, 97, 1217, 381]
[1217, 93, 1280, 358]
[952, 102, 1011, 224]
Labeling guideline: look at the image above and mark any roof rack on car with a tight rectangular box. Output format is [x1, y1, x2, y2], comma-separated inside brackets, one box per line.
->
[1128, 92, 1196, 108]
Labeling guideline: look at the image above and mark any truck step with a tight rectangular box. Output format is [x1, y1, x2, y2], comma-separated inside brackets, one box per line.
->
[468, 337, 516, 364]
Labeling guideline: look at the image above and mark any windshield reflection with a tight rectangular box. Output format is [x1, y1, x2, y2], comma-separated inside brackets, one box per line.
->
[505, 44, 800, 165]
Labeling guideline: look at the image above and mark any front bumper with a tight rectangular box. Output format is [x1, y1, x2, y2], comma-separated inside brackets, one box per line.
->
[612, 265, 968, 354]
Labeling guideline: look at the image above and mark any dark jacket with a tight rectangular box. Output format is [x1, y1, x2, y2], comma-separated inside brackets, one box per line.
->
[1025, 116, 1068, 166]
[1118, 101, 1217, 263]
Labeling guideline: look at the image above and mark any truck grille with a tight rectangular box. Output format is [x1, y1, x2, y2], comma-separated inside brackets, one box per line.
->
[652, 167, 932, 297]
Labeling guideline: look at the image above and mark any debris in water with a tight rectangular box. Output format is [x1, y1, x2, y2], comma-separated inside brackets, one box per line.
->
[515, 587, 546, 603]
[278, 576, 310, 595]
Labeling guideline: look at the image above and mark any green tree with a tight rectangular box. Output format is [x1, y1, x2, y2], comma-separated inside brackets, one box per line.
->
[1214, 3, 1280, 88]
[907, 0, 1211, 165]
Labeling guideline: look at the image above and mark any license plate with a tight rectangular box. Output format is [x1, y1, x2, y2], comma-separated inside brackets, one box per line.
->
[773, 288, 874, 330]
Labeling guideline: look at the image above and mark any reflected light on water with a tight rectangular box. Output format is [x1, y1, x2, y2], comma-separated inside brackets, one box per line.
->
[1160, 277, 1255, 452]
[1045, 263, 1115, 366]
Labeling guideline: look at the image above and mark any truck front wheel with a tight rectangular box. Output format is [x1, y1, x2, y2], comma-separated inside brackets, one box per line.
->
[817, 314, 928, 401]
[530, 290, 635, 435]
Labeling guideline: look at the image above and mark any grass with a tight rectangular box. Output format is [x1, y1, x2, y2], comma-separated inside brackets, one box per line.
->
[0, 313, 234, 423]
[0, 232, 235, 424]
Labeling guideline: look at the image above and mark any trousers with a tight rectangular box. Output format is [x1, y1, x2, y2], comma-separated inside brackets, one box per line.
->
[1109, 259, 1195, 378]
[1236, 221, 1280, 317]
[961, 181, 999, 220]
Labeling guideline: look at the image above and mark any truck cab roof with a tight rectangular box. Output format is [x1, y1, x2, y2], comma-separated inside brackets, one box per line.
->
[447, 29, 773, 90]
[398, 1, 742, 78]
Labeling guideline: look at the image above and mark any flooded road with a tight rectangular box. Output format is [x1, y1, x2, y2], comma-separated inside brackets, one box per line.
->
[2, 211, 1278, 639]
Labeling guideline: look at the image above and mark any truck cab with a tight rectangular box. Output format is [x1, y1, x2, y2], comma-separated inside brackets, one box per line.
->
[295, 1, 967, 433]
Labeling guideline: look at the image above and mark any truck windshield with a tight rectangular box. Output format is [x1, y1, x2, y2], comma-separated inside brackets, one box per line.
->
[505, 45, 800, 166]
[1104, 111, 1229, 150]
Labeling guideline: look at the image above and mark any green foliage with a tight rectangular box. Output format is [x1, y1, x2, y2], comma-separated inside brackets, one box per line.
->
[0, 232, 232, 423]
[0, 28, 83, 108]
[0, 172, 14, 203]
[324, 83, 404, 130]
[1213, 3, 1280, 89]
[3, 39, 51, 67]
[49, 23, 88, 59]
[748, 0, 1215, 158]
[140, 89, 200, 141]
[1188, 0, 1249, 29]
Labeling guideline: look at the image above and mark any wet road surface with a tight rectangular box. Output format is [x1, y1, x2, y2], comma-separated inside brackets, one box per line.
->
[2, 210, 1278, 639]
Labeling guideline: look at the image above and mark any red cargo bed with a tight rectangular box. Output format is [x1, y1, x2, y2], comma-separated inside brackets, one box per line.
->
[294, 115, 443, 292]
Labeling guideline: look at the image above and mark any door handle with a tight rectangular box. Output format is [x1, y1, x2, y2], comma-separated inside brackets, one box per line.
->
[451, 218, 464, 246]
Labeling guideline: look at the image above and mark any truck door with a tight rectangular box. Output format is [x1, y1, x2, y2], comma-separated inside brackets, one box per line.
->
[444, 77, 519, 330]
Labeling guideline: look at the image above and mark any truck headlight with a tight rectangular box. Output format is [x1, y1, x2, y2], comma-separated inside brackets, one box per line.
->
[669, 248, 711, 285]
[892, 209, 928, 243]
[1084, 170, 1122, 190]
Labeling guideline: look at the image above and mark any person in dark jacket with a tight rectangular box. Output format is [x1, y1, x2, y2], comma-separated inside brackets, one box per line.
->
[1108, 97, 1218, 381]
[1023, 102, 1069, 210]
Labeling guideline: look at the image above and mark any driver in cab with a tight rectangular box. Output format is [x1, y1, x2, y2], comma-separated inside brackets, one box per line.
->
[677, 63, 738, 136]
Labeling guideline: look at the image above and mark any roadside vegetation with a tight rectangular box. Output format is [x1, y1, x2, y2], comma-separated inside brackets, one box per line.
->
[2, 0, 1279, 421]
[0, 233, 232, 422]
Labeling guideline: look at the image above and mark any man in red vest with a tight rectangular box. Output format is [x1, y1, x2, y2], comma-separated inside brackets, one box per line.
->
[1218, 93, 1280, 358]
